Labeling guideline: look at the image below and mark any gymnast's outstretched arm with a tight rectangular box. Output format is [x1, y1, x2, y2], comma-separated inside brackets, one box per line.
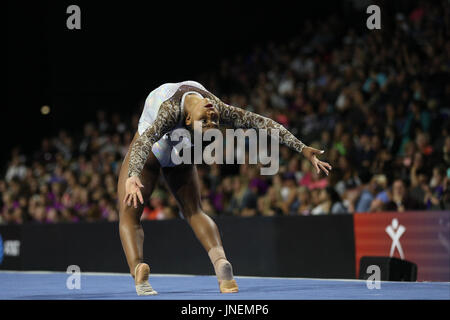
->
[203, 92, 332, 176]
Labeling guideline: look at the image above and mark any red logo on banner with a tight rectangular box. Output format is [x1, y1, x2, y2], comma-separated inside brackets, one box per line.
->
[354, 211, 450, 282]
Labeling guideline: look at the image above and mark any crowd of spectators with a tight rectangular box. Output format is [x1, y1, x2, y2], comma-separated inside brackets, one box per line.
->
[1, 1, 449, 224]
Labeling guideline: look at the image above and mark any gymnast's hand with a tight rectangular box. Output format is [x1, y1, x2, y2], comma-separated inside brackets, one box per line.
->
[301, 146, 332, 176]
[124, 176, 144, 208]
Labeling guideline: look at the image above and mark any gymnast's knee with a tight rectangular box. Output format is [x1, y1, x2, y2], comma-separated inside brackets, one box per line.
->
[119, 206, 142, 223]
[181, 206, 200, 219]
[119, 215, 143, 234]
[184, 209, 213, 224]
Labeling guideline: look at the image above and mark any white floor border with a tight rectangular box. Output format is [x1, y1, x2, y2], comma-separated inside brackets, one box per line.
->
[1, 270, 448, 284]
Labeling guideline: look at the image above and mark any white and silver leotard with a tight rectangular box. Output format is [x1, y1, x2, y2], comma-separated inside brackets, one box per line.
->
[138, 80, 206, 168]
[129, 81, 306, 177]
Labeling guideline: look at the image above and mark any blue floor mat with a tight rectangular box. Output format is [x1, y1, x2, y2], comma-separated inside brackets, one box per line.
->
[0, 272, 448, 300]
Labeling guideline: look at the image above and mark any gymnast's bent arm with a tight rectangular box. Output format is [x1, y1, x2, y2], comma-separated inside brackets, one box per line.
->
[124, 100, 180, 207]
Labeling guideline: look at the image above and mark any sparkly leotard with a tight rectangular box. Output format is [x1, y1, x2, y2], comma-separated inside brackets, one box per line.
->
[128, 81, 306, 177]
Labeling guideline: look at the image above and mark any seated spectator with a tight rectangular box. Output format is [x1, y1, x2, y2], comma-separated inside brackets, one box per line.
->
[423, 166, 447, 210]
[226, 177, 248, 216]
[335, 156, 361, 197]
[5, 155, 27, 182]
[311, 186, 348, 215]
[385, 179, 424, 212]
[279, 173, 298, 215]
[369, 175, 390, 212]
[141, 189, 166, 220]
[240, 182, 259, 217]
[353, 175, 385, 213]
[296, 186, 312, 216]
[257, 186, 283, 217]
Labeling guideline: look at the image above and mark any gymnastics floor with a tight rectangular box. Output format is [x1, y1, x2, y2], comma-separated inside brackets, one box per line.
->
[0, 271, 448, 300]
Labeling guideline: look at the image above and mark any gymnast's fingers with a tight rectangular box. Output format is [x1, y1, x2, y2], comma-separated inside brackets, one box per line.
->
[322, 161, 332, 170]
[137, 189, 144, 205]
[133, 193, 137, 208]
[312, 158, 320, 174]
[318, 162, 329, 176]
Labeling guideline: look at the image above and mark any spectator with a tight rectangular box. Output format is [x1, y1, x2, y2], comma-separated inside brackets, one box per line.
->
[424, 166, 447, 210]
[257, 186, 283, 217]
[385, 180, 424, 212]
[353, 175, 384, 213]
[141, 189, 166, 220]
[296, 186, 313, 216]
[311, 186, 347, 215]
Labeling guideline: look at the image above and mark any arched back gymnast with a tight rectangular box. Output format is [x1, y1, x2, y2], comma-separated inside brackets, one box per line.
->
[118, 80, 332, 295]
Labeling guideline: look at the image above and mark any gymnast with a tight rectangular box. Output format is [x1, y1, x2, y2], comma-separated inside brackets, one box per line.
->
[117, 80, 332, 295]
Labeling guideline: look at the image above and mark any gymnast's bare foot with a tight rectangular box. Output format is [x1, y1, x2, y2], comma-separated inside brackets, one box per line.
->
[135, 263, 158, 296]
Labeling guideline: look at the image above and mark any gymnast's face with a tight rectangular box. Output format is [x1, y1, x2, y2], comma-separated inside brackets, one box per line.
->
[185, 95, 219, 133]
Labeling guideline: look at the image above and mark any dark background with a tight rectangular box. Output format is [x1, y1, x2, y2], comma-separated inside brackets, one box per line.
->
[6, 0, 415, 165]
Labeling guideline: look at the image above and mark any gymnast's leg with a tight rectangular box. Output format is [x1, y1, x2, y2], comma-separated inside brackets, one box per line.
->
[161, 164, 238, 293]
[118, 132, 161, 295]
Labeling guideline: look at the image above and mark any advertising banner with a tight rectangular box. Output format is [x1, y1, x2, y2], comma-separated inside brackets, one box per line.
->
[0, 225, 22, 270]
[354, 211, 450, 281]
